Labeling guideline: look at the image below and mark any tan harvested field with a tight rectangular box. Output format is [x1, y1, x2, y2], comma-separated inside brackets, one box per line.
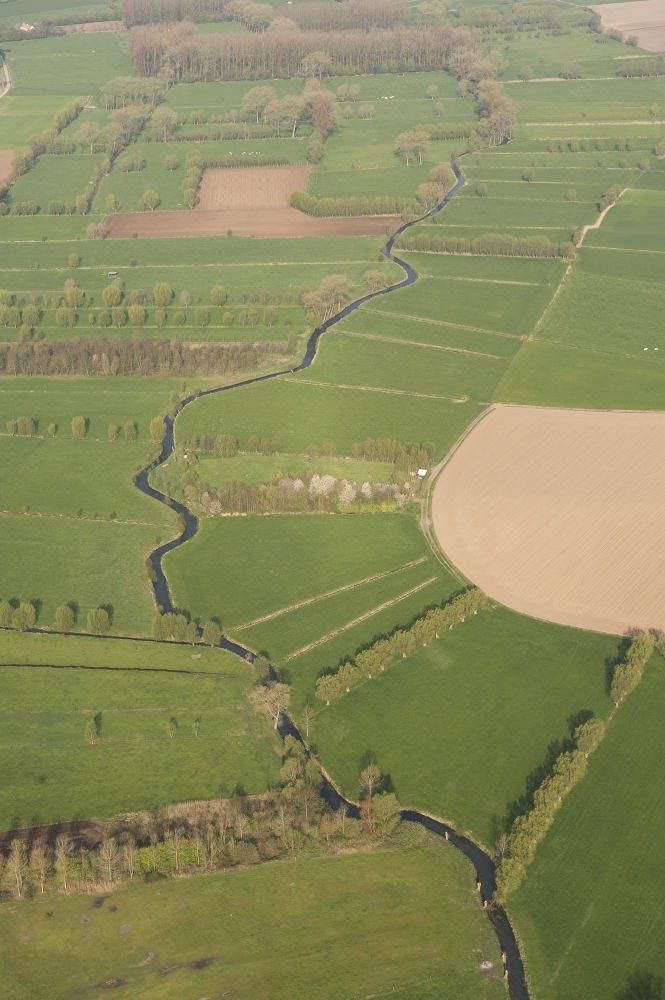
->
[0, 149, 13, 184]
[591, 0, 665, 51]
[105, 163, 398, 238]
[53, 20, 124, 33]
[197, 165, 311, 210]
[432, 404, 665, 634]
[104, 208, 398, 239]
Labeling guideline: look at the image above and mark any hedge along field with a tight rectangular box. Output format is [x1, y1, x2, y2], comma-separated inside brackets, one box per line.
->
[310, 606, 616, 850]
[176, 377, 481, 458]
[494, 341, 665, 411]
[510, 658, 665, 1000]
[0, 842, 505, 1000]
[0, 377, 193, 635]
[164, 513, 437, 632]
[0, 636, 279, 828]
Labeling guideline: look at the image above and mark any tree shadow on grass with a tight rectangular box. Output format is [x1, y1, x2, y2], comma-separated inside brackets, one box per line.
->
[616, 971, 664, 1000]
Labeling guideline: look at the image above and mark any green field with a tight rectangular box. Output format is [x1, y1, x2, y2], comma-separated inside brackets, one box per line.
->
[511, 658, 665, 1000]
[309, 606, 616, 849]
[165, 512, 446, 636]
[0, 632, 279, 828]
[0, 839, 505, 999]
[1, 9, 664, 997]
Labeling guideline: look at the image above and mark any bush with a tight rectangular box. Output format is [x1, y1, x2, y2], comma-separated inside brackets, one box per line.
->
[87, 607, 110, 634]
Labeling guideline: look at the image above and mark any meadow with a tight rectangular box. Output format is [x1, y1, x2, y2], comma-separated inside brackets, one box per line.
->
[308, 606, 616, 849]
[0, 839, 505, 1000]
[510, 658, 665, 1000]
[165, 512, 446, 633]
[0, 633, 278, 828]
[0, 377, 187, 634]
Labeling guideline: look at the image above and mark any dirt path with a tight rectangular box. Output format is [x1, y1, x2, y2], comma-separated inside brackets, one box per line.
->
[283, 576, 437, 660]
[283, 376, 466, 402]
[340, 328, 502, 359]
[236, 557, 427, 630]
[577, 188, 628, 246]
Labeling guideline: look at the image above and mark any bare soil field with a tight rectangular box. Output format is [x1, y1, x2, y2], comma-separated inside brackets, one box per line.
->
[105, 164, 398, 237]
[432, 404, 665, 634]
[0, 149, 13, 184]
[104, 207, 398, 239]
[591, 0, 665, 51]
[53, 20, 125, 34]
[197, 165, 311, 210]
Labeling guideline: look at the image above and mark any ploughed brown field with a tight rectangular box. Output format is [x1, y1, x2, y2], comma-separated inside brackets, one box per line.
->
[432, 404, 665, 634]
[104, 165, 399, 239]
[0, 150, 13, 184]
[590, 0, 665, 52]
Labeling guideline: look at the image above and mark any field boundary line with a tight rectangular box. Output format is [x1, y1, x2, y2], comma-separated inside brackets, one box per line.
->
[338, 329, 503, 360]
[362, 306, 521, 339]
[234, 557, 428, 630]
[585, 244, 665, 254]
[282, 378, 466, 402]
[530, 262, 572, 338]
[283, 576, 438, 661]
[419, 405, 495, 581]
[0, 508, 163, 527]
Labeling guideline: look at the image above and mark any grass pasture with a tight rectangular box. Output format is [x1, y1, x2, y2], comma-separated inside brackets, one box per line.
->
[0, 377, 193, 635]
[0, 841, 504, 1000]
[165, 513, 441, 634]
[0, 632, 278, 829]
[311, 606, 616, 849]
[511, 658, 665, 1000]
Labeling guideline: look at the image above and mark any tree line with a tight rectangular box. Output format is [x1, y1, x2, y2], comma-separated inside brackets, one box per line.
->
[5, 414, 165, 442]
[397, 231, 574, 259]
[283, 0, 408, 32]
[0, 337, 286, 377]
[291, 190, 418, 219]
[0, 750, 402, 902]
[187, 434, 433, 470]
[0, 600, 110, 634]
[495, 630, 655, 902]
[193, 471, 411, 515]
[315, 588, 486, 704]
[128, 22, 475, 81]
[617, 54, 665, 78]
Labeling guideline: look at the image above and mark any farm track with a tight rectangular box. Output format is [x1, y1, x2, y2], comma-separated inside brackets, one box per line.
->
[128, 153, 530, 999]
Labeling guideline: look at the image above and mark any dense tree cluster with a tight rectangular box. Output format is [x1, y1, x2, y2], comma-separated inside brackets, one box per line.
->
[397, 231, 574, 258]
[129, 22, 475, 81]
[617, 54, 665, 78]
[195, 472, 410, 515]
[283, 0, 408, 32]
[0, 337, 286, 377]
[291, 190, 417, 219]
[124, 0, 232, 25]
[0, 761, 399, 903]
[315, 588, 486, 704]
[351, 437, 434, 469]
[455, 3, 560, 32]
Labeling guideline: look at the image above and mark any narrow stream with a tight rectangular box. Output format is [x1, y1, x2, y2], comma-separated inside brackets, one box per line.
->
[133, 157, 530, 999]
